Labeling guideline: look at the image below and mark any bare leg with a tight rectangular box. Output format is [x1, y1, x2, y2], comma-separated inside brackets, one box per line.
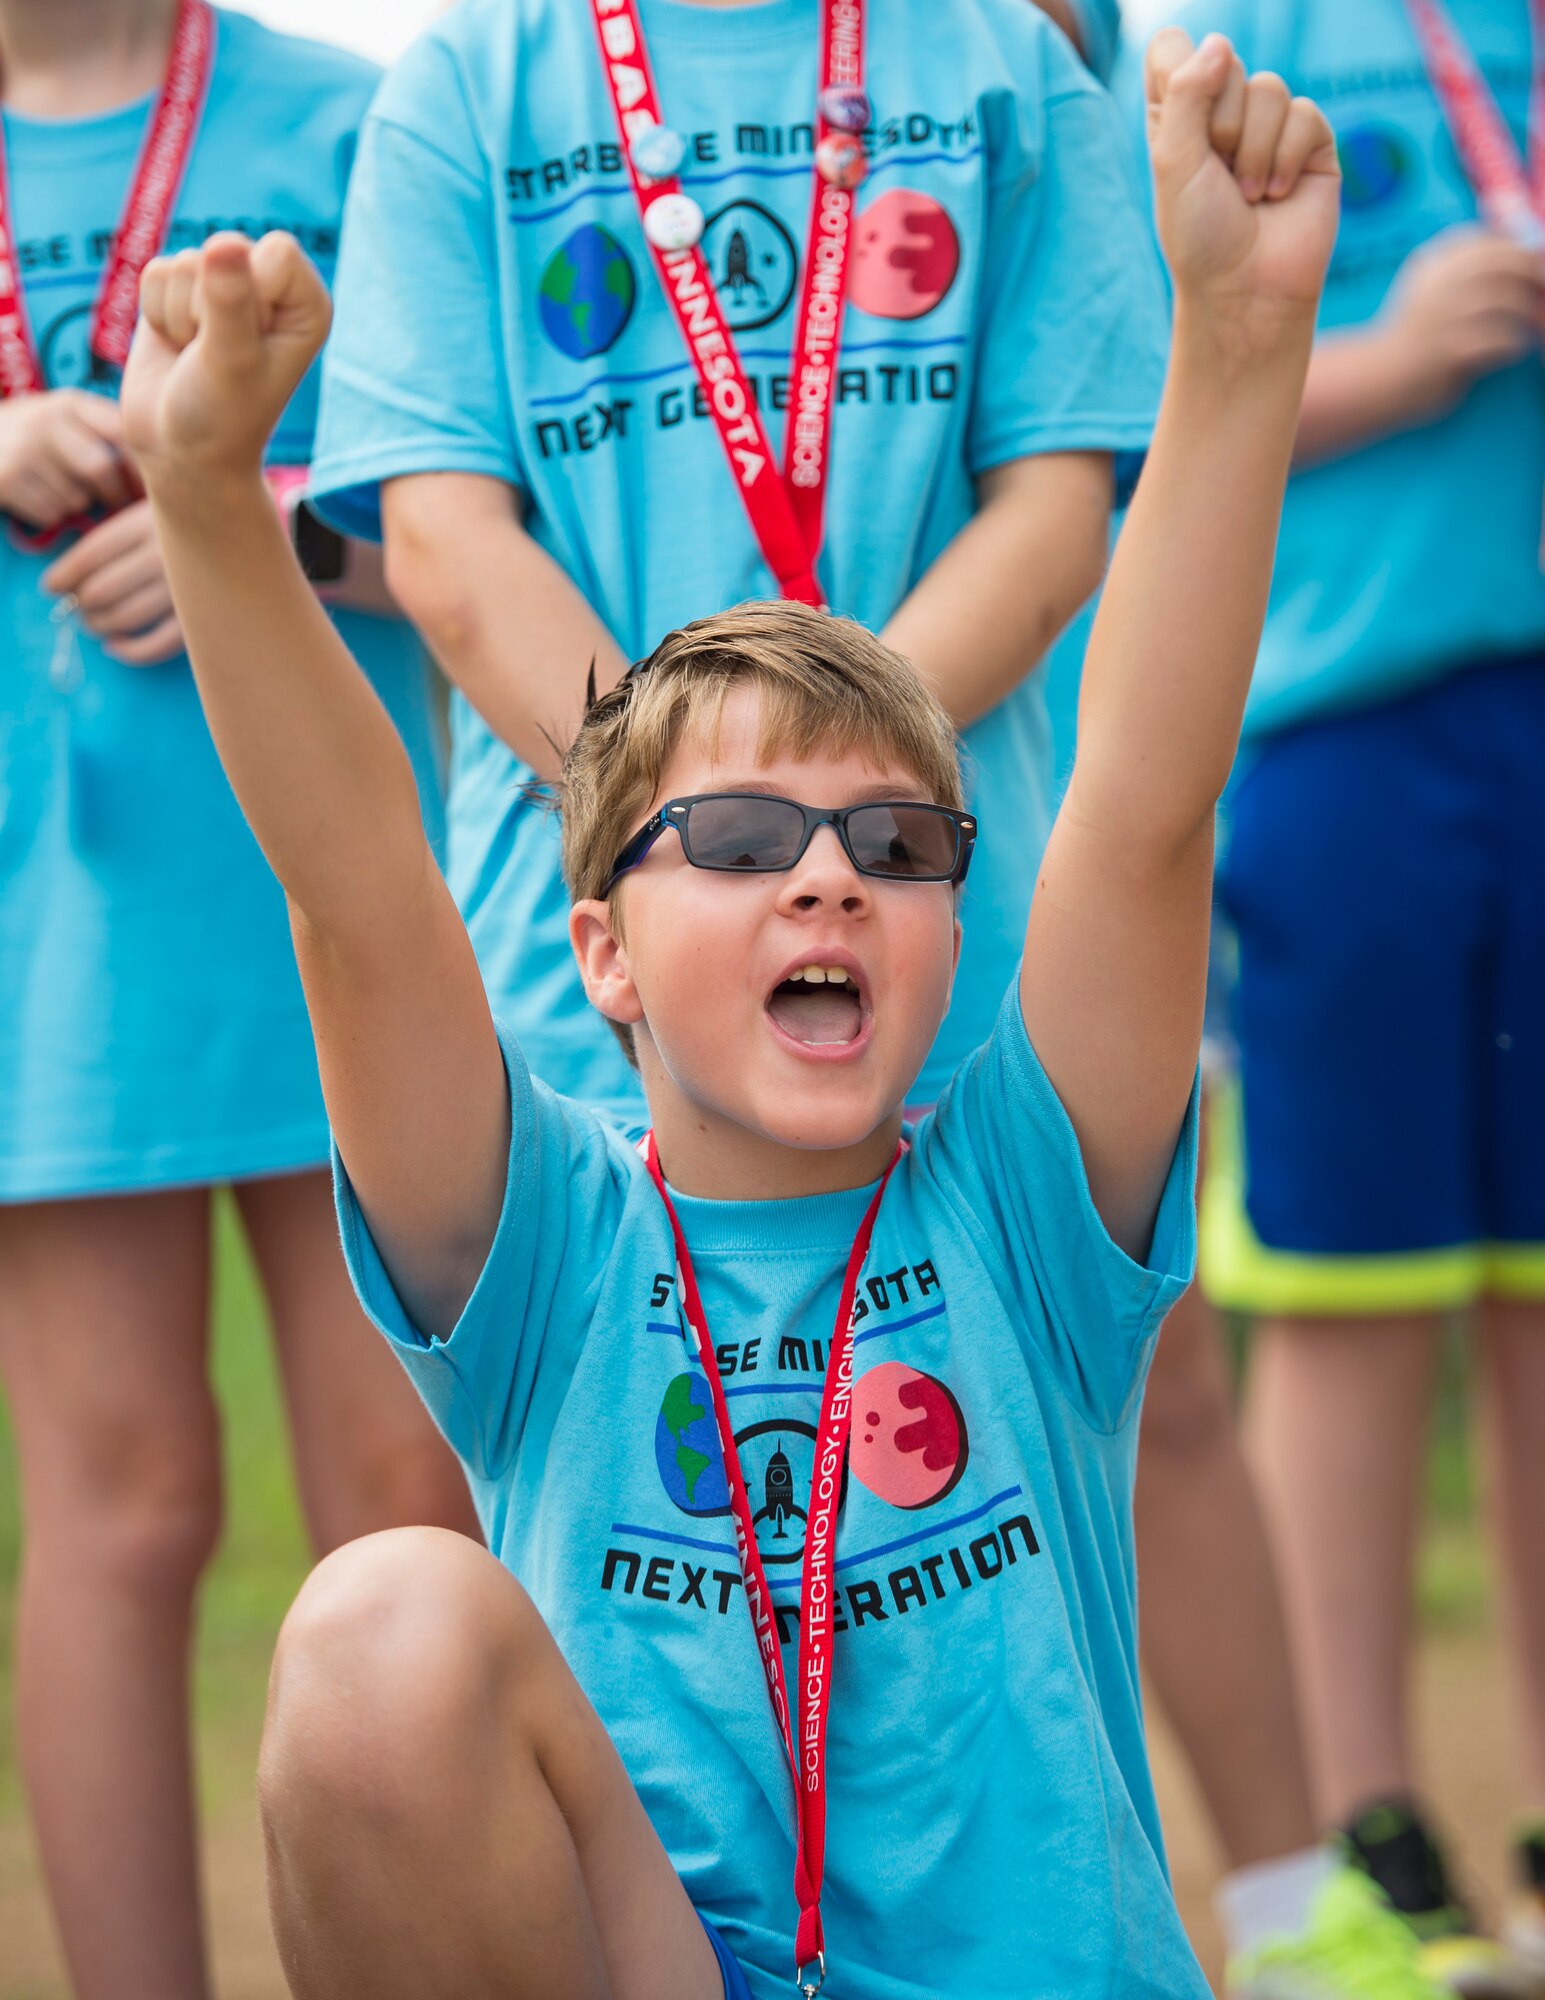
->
[259, 1528, 725, 2000]
[0, 1191, 219, 2000]
[235, 1169, 478, 1554]
[1137, 1279, 1319, 1865]
[1248, 1313, 1442, 1823]
[1477, 1297, 1545, 1808]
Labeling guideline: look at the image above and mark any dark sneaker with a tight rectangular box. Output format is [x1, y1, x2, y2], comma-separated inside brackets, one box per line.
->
[1341, 1799, 1471, 1943]
[1340, 1799, 1545, 1999]
[1501, 1826, 1545, 1984]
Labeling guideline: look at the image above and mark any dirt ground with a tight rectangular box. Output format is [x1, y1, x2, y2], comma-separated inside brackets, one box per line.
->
[0, 1623, 1528, 1999]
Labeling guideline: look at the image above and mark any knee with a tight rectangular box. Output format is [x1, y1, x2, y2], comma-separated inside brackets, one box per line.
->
[35, 1390, 223, 1596]
[1141, 1290, 1239, 1464]
[260, 1527, 542, 1838]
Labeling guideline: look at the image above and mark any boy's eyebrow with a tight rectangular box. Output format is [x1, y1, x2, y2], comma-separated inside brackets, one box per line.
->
[704, 777, 934, 803]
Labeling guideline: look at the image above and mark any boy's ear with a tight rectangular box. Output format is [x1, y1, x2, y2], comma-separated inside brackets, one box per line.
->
[569, 899, 646, 1028]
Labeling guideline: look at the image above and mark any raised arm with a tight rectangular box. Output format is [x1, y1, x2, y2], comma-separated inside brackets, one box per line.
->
[1022, 33, 1339, 1258]
[122, 234, 508, 1341]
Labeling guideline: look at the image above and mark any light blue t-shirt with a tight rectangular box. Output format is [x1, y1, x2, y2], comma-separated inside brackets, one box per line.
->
[311, 0, 1167, 1121]
[1066, 0, 1122, 82]
[0, 9, 444, 1199]
[337, 984, 1204, 2000]
[1117, 0, 1545, 741]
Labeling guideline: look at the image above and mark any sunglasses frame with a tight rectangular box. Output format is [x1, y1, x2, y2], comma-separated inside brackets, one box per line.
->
[604, 791, 978, 893]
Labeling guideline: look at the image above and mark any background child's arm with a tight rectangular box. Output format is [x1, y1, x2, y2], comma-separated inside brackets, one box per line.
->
[881, 450, 1112, 726]
[1021, 33, 1339, 1260]
[382, 472, 631, 780]
[1294, 227, 1543, 467]
[382, 449, 1111, 770]
[124, 234, 508, 1343]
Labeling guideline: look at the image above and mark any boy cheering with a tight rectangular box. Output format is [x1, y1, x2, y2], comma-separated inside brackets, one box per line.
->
[123, 32, 1338, 2000]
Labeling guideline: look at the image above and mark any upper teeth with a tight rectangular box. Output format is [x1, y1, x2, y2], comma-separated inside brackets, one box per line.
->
[791, 965, 850, 984]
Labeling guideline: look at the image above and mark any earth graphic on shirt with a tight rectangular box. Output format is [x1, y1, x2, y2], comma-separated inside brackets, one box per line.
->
[538, 223, 637, 360]
[1337, 124, 1411, 213]
[654, 1371, 732, 1515]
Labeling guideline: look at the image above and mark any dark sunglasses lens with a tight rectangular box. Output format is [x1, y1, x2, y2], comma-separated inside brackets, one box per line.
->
[846, 805, 959, 879]
[684, 796, 807, 870]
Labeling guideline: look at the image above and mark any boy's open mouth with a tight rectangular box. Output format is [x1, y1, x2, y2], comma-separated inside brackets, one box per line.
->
[765, 964, 865, 1047]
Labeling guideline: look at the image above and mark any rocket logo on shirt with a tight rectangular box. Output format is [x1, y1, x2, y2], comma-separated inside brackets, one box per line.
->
[701, 200, 798, 332]
[655, 1359, 969, 1561]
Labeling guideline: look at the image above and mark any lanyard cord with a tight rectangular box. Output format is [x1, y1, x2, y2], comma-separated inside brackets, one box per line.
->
[1399, 0, 1544, 244]
[0, 0, 214, 398]
[587, 0, 868, 607]
[641, 1131, 903, 1994]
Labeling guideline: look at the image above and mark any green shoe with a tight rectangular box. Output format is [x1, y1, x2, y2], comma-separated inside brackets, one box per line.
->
[1341, 1799, 1474, 1945]
[1501, 1824, 1545, 1980]
[1229, 1865, 1451, 1999]
[1338, 1797, 1545, 1999]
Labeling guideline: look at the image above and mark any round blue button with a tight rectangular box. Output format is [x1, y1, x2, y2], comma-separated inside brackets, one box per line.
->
[631, 123, 687, 181]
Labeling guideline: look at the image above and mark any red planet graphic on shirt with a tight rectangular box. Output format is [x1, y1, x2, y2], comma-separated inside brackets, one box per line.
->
[847, 189, 961, 321]
[849, 1361, 969, 1509]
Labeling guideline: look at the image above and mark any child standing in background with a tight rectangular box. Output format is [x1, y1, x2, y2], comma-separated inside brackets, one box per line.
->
[308, 0, 1166, 1132]
[1126, 0, 1545, 1992]
[0, 6, 476, 1997]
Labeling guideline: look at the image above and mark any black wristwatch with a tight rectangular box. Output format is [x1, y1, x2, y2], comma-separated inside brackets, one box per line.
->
[291, 496, 347, 586]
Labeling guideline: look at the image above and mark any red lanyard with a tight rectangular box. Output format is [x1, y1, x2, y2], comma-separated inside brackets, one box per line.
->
[0, 0, 213, 397]
[1401, 0, 1544, 246]
[0, 0, 212, 553]
[642, 1131, 903, 1996]
[589, 0, 867, 609]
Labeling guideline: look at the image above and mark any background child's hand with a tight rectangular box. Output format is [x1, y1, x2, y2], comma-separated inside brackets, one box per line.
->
[1146, 29, 1339, 334]
[42, 500, 184, 666]
[0, 390, 136, 531]
[1376, 224, 1545, 420]
[122, 232, 331, 498]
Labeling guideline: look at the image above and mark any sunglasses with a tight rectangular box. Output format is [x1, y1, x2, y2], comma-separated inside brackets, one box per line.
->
[605, 792, 977, 891]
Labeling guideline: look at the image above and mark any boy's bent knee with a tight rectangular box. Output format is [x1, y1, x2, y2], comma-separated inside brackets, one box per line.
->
[261, 1528, 545, 1827]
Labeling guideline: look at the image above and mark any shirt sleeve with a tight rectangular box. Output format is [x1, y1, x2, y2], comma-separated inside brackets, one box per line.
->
[308, 33, 523, 542]
[967, 35, 1169, 479]
[332, 1023, 632, 1480]
[914, 979, 1199, 1431]
[1062, 0, 1121, 83]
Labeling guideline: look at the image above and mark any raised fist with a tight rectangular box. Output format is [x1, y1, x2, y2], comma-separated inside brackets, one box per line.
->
[1145, 30, 1340, 333]
[122, 231, 332, 496]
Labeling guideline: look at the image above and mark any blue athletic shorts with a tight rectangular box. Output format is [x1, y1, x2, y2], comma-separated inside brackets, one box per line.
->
[701, 1915, 754, 2000]
[1201, 653, 1545, 1316]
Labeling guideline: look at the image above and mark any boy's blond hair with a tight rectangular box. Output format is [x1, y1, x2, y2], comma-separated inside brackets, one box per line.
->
[560, 600, 965, 1059]
[561, 600, 964, 904]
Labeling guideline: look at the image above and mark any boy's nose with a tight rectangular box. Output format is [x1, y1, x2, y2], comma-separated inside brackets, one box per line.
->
[774, 825, 870, 913]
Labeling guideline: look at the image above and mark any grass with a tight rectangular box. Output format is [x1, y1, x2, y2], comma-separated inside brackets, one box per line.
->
[0, 1215, 1495, 1818]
